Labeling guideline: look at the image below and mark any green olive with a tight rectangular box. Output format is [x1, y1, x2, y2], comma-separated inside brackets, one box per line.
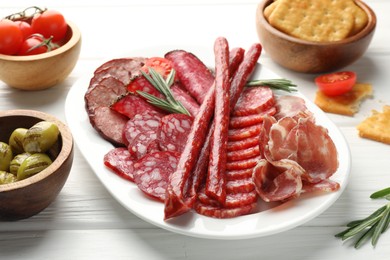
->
[0, 142, 13, 171]
[8, 128, 28, 155]
[23, 121, 59, 153]
[0, 171, 17, 184]
[9, 152, 31, 175]
[16, 153, 52, 180]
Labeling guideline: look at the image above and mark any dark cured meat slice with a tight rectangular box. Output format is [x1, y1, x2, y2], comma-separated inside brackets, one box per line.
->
[133, 151, 180, 202]
[229, 107, 276, 129]
[226, 155, 261, 171]
[104, 147, 135, 182]
[205, 37, 231, 204]
[165, 50, 214, 104]
[111, 94, 164, 119]
[122, 111, 164, 147]
[128, 130, 159, 159]
[85, 84, 119, 119]
[93, 107, 128, 146]
[226, 169, 254, 181]
[171, 83, 200, 117]
[226, 146, 260, 162]
[94, 57, 147, 75]
[227, 135, 260, 152]
[158, 114, 193, 154]
[194, 201, 257, 219]
[232, 87, 275, 117]
[228, 124, 262, 141]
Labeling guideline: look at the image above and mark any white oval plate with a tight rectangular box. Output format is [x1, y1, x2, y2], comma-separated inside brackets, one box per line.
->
[65, 45, 351, 240]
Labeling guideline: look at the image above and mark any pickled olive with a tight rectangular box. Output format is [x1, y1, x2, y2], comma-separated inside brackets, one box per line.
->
[0, 142, 13, 171]
[23, 121, 59, 153]
[16, 153, 52, 180]
[8, 128, 28, 154]
[9, 152, 31, 175]
[0, 171, 17, 184]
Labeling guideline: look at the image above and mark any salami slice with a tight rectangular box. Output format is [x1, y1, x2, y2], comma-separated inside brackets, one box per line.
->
[227, 135, 260, 152]
[128, 130, 159, 159]
[127, 75, 164, 98]
[194, 200, 257, 219]
[228, 124, 262, 141]
[158, 113, 193, 154]
[171, 83, 200, 117]
[197, 187, 258, 208]
[92, 107, 128, 146]
[226, 168, 254, 181]
[111, 94, 164, 119]
[227, 146, 261, 162]
[104, 147, 135, 182]
[226, 156, 261, 171]
[232, 87, 275, 117]
[226, 178, 256, 194]
[229, 107, 276, 129]
[133, 151, 180, 202]
[123, 111, 164, 147]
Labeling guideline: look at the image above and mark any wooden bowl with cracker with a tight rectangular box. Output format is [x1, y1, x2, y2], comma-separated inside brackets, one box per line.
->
[256, 0, 376, 73]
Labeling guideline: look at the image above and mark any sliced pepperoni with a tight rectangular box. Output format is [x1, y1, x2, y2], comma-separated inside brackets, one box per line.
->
[228, 124, 262, 141]
[232, 87, 275, 117]
[194, 201, 257, 219]
[226, 156, 261, 171]
[133, 151, 180, 202]
[123, 111, 164, 147]
[158, 114, 193, 154]
[92, 107, 128, 146]
[227, 146, 261, 162]
[104, 147, 135, 182]
[226, 178, 256, 194]
[229, 107, 276, 129]
[128, 130, 159, 159]
[197, 187, 258, 208]
[111, 94, 164, 119]
[227, 135, 260, 152]
[226, 168, 254, 181]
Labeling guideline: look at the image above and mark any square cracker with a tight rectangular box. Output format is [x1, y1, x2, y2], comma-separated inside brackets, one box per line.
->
[357, 106, 390, 145]
[268, 0, 355, 42]
[314, 83, 373, 116]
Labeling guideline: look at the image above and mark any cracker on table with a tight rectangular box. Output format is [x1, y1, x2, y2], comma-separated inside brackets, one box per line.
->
[268, 0, 355, 42]
[314, 83, 373, 116]
[357, 106, 390, 145]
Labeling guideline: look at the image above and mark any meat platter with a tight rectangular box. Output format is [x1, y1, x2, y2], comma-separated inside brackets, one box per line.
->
[65, 45, 351, 239]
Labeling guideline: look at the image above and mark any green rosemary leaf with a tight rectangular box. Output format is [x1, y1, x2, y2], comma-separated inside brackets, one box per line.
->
[370, 187, 390, 199]
[346, 205, 388, 227]
[355, 223, 377, 249]
[246, 79, 298, 93]
[372, 205, 390, 247]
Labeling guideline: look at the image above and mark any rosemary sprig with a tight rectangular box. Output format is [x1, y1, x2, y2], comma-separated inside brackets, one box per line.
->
[335, 187, 390, 248]
[137, 68, 190, 115]
[246, 78, 298, 93]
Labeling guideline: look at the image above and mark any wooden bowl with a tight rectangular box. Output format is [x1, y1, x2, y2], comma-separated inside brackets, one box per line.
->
[256, 0, 376, 73]
[0, 110, 74, 220]
[0, 21, 81, 90]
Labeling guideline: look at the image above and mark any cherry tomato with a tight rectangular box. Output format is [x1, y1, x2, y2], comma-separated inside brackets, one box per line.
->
[31, 10, 67, 41]
[14, 21, 33, 40]
[17, 35, 52, 56]
[142, 57, 173, 78]
[315, 71, 357, 96]
[0, 19, 23, 55]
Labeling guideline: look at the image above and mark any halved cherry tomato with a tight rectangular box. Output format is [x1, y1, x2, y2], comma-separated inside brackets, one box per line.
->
[31, 10, 67, 41]
[141, 57, 173, 78]
[0, 19, 23, 55]
[315, 71, 357, 96]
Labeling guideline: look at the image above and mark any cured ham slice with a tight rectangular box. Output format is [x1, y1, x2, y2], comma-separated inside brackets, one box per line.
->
[274, 95, 313, 120]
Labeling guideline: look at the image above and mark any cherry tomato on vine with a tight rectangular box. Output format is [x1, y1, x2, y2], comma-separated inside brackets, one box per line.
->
[315, 71, 357, 96]
[31, 10, 67, 41]
[17, 35, 55, 56]
[14, 21, 33, 40]
[0, 19, 23, 55]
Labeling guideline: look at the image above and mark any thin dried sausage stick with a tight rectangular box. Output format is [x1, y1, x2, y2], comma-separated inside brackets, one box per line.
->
[205, 37, 231, 204]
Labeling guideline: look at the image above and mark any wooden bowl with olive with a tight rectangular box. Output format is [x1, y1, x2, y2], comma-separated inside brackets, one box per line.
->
[0, 110, 73, 220]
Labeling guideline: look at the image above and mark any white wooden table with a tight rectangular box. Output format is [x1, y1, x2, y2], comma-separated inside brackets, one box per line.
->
[1, 1, 390, 259]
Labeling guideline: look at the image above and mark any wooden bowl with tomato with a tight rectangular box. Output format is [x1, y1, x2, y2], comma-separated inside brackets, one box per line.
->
[0, 8, 81, 90]
[255, 0, 376, 73]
